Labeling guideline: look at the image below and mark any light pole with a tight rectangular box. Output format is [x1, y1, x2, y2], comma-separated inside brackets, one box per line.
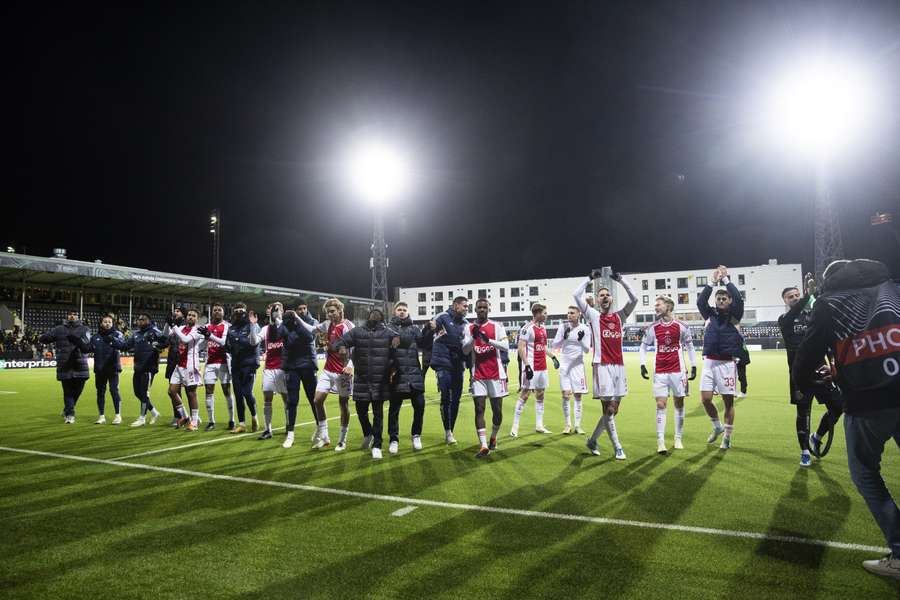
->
[210, 209, 221, 279]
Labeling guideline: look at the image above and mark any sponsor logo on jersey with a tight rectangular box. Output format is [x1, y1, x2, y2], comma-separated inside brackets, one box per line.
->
[601, 329, 621, 338]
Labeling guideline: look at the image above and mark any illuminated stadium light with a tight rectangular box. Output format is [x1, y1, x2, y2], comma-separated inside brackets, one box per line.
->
[344, 139, 412, 204]
[762, 55, 876, 158]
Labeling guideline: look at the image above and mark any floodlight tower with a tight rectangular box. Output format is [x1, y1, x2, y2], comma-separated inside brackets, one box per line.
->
[210, 209, 221, 279]
[345, 139, 412, 306]
[813, 165, 845, 283]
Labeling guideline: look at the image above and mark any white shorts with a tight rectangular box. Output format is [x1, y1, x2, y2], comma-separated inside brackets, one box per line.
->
[203, 362, 232, 385]
[653, 372, 687, 398]
[559, 362, 587, 394]
[262, 368, 287, 395]
[472, 378, 509, 399]
[592, 363, 627, 399]
[700, 359, 736, 395]
[170, 366, 201, 387]
[316, 370, 352, 397]
[520, 369, 549, 390]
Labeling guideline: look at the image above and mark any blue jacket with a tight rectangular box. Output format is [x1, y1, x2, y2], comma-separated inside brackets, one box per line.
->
[697, 281, 744, 359]
[124, 323, 167, 373]
[90, 329, 126, 373]
[268, 320, 318, 371]
[226, 321, 261, 370]
[430, 309, 468, 371]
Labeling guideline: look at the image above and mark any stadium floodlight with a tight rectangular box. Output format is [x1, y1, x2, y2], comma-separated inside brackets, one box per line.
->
[344, 139, 412, 204]
[761, 55, 876, 159]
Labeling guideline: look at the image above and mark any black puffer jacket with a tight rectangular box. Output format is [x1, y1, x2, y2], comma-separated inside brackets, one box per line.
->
[39, 320, 91, 380]
[389, 316, 425, 396]
[336, 321, 399, 402]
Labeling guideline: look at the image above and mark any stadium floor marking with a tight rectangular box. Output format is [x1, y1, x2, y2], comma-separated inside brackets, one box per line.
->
[392, 506, 418, 517]
[0, 445, 887, 555]
[0, 391, 18, 395]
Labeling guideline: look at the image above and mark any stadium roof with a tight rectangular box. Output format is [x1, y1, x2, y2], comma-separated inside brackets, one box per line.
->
[0, 253, 380, 308]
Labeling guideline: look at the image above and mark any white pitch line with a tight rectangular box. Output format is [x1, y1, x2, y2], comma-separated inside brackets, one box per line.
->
[0, 391, 18, 395]
[0, 445, 887, 555]
[391, 505, 418, 517]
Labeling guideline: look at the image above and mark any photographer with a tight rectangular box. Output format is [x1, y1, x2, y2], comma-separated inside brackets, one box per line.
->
[793, 259, 900, 580]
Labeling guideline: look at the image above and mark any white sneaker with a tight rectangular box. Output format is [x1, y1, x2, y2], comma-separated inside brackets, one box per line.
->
[509, 428, 518, 439]
[720, 436, 732, 450]
[445, 432, 457, 445]
[95, 415, 106, 425]
[614, 446, 627, 460]
[657, 439, 668, 455]
[130, 417, 146, 427]
[282, 433, 295, 449]
[335, 441, 347, 452]
[674, 437, 684, 450]
[311, 429, 320, 443]
[707, 424, 725, 444]
[574, 425, 585, 434]
[112, 415, 122, 425]
[535, 426, 552, 434]
[562, 425, 572, 435]
[359, 434, 373, 450]
[64, 416, 75, 424]
[313, 437, 330, 449]
[862, 554, 900, 580]
[389, 440, 399, 455]
[371, 447, 383, 460]
[149, 410, 159, 424]
[412, 435, 423, 451]
[736, 391, 746, 398]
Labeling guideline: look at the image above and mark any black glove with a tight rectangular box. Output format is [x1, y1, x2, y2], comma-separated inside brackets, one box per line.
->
[563, 326, 570, 339]
[197, 325, 210, 338]
[150, 341, 161, 351]
[640, 365, 649, 379]
[165, 315, 174, 327]
[611, 270, 622, 282]
[479, 331, 490, 344]
[524, 365, 534, 380]
[577, 330, 585, 341]
[551, 355, 559, 370]
[174, 317, 185, 326]
[283, 310, 297, 330]
[472, 323, 481, 339]
[590, 269, 603, 280]
[690, 366, 697, 380]
[66, 334, 80, 345]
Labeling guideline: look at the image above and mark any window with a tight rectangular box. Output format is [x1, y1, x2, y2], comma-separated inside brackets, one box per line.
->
[448, 291, 453, 301]
[678, 293, 690, 305]
[655, 279, 666, 290]
[435, 305, 443, 313]
[642, 280, 649, 291]
[434, 291, 443, 301]
[529, 286, 539, 296]
[500, 302, 506, 312]
[499, 288, 505, 298]
[511, 302, 521, 312]
[642, 295, 649, 306]
[677, 277, 689, 288]
[418, 306, 427, 316]
[417, 292, 426, 302]
[739, 290, 747, 301]
[478, 289, 487, 299]
[511, 288, 520, 297]
[467, 290, 472, 299]
[738, 274, 745, 285]
[696, 276, 707, 287]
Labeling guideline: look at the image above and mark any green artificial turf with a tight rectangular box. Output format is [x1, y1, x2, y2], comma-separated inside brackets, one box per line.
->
[1, 351, 897, 599]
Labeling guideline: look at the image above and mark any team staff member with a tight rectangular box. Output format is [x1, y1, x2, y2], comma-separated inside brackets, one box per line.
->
[218, 303, 260, 433]
[124, 314, 166, 427]
[90, 314, 127, 424]
[793, 259, 900, 581]
[39, 308, 92, 424]
[267, 305, 318, 449]
[430, 297, 469, 445]
[387, 302, 427, 453]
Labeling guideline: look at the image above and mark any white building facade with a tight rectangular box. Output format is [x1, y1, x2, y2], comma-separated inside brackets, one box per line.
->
[397, 260, 803, 331]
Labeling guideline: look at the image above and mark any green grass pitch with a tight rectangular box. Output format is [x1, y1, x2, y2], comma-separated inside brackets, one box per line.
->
[1, 351, 897, 599]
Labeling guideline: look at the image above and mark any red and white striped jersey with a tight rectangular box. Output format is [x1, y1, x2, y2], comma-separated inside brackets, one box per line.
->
[519, 321, 548, 371]
[640, 319, 697, 374]
[463, 320, 508, 381]
[318, 319, 354, 374]
[171, 325, 203, 372]
[259, 325, 283, 370]
[204, 321, 229, 365]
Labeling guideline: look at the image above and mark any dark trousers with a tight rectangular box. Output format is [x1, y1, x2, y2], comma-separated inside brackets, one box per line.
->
[95, 370, 122, 415]
[61, 378, 87, 417]
[436, 366, 463, 432]
[794, 385, 844, 451]
[736, 362, 748, 394]
[388, 391, 426, 441]
[284, 367, 317, 431]
[234, 366, 258, 422]
[355, 399, 385, 448]
[132, 370, 156, 416]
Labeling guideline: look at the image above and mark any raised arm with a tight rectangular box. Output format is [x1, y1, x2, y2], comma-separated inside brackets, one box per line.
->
[615, 275, 638, 318]
[573, 278, 598, 321]
[722, 277, 744, 321]
[697, 284, 714, 320]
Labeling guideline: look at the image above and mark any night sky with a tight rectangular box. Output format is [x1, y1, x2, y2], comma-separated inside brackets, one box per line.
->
[11, 1, 900, 298]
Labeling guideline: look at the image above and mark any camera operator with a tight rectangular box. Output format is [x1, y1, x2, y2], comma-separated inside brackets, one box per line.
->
[793, 259, 900, 580]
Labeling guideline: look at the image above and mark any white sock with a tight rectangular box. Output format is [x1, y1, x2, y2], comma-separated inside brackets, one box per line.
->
[205, 394, 215, 423]
[225, 394, 235, 422]
[574, 397, 582, 427]
[151, 407, 160, 417]
[140, 402, 148, 417]
[675, 406, 685, 438]
[512, 398, 525, 429]
[535, 399, 545, 429]
[724, 424, 733, 439]
[264, 401, 273, 431]
[176, 405, 186, 418]
[191, 408, 199, 426]
[319, 421, 330, 441]
[711, 417, 722, 430]
[606, 414, 621, 449]
[656, 407, 667, 440]
[339, 426, 348, 444]
[590, 415, 607, 442]
[477, 428, 487, 447]
[562, 397, 571, 426]
[285, 430, 294, 441]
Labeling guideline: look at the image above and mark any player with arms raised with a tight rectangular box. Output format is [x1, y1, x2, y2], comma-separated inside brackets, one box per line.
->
[168, 308, 204, 431]
[640, 296, 697, 454]
[201, 303, 234, 431]
[511, 303, 556, 437]
[257, 303, 289, 440]
[574, 267, 638, 460]
[551, 306, 591, 434]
